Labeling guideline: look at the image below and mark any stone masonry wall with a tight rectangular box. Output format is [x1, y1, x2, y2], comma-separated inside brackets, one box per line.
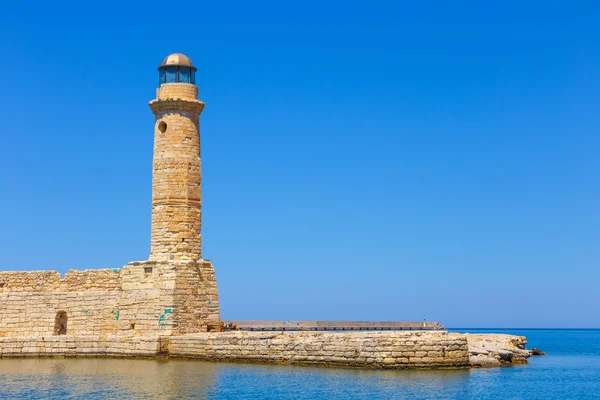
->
[0, 331, 471, 369]
[0, 269, 123, 337]
[0, 260, 220, 338]
[168, 331, 470, 369]
[157, 83, 198, 100]
[0, 269, 122, 292]
[0, 292, 121, 337]
[127, 260, 220, 335]
[0, 335, 163, 358]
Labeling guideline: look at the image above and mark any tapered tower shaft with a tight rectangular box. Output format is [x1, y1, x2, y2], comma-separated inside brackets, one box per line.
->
[148, 54, 205, 261]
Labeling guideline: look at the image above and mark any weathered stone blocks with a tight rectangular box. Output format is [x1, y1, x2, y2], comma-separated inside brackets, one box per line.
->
[148, 83, 205, 262]
[167, 331, 471, 369]
[0, 260, 220, 338]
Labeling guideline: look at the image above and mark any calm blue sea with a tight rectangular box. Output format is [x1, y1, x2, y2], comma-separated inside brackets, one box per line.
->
[0, 329, 598, 399]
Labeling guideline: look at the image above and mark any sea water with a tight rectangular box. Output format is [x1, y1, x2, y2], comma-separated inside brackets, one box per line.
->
[0, 329, 598, 399]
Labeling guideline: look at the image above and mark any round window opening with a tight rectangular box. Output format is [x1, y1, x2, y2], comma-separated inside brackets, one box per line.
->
[158, 121, 167, 133]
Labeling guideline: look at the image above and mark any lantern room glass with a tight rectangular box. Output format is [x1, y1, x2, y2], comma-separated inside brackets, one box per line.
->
[179, 67, 190, 83]
[165, 67, 178, 83]
[159, 66, 197, 86]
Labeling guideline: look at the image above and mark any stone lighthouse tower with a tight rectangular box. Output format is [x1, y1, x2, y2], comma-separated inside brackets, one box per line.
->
[124, 53, 220, 335]
[149, 53, 204, 261]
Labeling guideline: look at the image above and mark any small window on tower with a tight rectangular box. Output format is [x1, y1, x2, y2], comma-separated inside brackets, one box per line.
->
[144, 267, 153, 275]
[158, 121, 167, 133]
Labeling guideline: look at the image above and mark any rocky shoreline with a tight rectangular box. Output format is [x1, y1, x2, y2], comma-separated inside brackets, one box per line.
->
[458, 333, 542, 367]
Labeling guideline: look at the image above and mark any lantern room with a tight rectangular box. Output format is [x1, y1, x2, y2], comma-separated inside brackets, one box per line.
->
[158, 53, 197, 85]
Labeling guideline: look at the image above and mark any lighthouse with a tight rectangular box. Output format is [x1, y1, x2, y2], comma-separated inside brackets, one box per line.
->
[148, 53, 205, 261]
[126, 53, 220, 334]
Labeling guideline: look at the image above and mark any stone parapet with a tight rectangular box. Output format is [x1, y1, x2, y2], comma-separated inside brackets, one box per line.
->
[0, 269, 122, 292]
[156, 83, 198, 100]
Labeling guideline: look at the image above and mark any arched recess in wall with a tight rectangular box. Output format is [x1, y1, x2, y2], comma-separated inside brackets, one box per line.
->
[54, 311, 68, 335]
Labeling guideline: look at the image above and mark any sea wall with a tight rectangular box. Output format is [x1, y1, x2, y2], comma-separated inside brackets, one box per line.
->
[167, 331, 471, 368]
[0, 260, 220, 338]
[0, 335, 164, 357]
[0, 332, 536, 369]
[0, 331, 471, 368]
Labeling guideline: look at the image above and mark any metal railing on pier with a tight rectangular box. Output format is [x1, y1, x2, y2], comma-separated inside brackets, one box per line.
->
[222, 321, 446, 332]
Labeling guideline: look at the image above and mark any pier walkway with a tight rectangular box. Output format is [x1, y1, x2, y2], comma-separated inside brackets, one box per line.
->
[222, 321, 446, 332]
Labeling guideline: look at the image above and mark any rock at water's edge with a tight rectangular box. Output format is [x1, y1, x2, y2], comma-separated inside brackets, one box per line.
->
[531, 347, 546, 355]
[451, 333, 539, 368]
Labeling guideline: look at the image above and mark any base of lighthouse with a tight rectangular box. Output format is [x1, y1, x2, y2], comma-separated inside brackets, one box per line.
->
[123, 259, 220, 335]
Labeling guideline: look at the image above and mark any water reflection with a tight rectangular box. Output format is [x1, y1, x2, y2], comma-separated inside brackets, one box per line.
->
[0, 358, 473, 399]
[1, 349, 599, 400]
[0, 359, 219, 399]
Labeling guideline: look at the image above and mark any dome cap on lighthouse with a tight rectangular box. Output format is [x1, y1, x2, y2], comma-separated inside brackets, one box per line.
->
[158, 53, 196, 85]
[158, 53, 197, 71]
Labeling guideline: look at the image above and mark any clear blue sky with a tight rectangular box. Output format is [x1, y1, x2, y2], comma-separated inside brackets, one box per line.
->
[1, 1, 599, 328]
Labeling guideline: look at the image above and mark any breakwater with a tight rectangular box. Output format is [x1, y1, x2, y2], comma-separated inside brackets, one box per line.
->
[0, 331, 534, 369]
